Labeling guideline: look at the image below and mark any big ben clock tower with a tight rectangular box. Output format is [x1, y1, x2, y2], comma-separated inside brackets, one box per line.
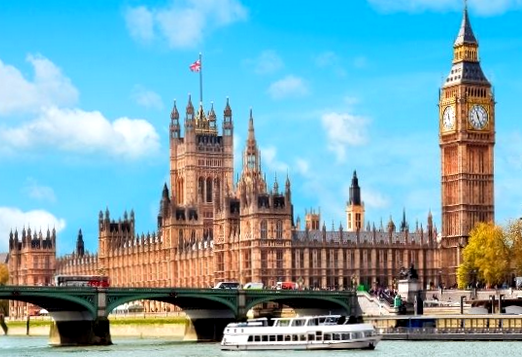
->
[439, 4, 495, 284]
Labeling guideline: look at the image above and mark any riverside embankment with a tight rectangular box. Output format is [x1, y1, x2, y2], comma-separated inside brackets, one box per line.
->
[3, 316, 188, 338]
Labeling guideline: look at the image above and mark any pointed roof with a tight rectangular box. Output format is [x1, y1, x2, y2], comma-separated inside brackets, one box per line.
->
[444, 3, 490, 87]
[224, 97, 232, 117]
[349, 170, 361, 206]
[248, 108, 255, 141]
[170, 99, 179, 120]
[454, 3, 477, 46]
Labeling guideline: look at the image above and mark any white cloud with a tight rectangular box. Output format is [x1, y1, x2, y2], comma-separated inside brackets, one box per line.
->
[367, 0, 522, 14]
[23, 178, 57, 203]
[251, 50, 284, 75]
[314, 51, 346, 76]
[321, 112, 369, 162]
[0, 55, 78, 116]
[124, 0, 248, 49]
[261, 146, 289, 173]
[125, 6, 155, 43]
[268, 75, 310, 100]
[0, 106, 160, 159]
[360, 188, 390, 210]
[132, 85, 164, 110]
[295, 158, 310, 176]
[0, 207, 66, 252]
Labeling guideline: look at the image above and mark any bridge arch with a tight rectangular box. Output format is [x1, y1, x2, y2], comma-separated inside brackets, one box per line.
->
[244, 291, 354, 318]
[105, 288, 238, 318]
[0, 287, 98, 319]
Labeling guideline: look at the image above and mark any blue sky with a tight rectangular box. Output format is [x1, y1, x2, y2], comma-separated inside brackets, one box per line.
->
[1, 0, 522, 255]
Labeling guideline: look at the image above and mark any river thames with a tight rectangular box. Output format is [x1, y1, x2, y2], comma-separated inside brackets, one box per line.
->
[1, 336, 521, 357]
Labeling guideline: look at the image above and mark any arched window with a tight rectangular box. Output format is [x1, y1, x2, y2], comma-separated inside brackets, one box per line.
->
[260, 220, 267, 239]
[215, 178, 221, 204]
[276, 220, 283, 239]
[206, 177, 213, 202]
[198, 177, 204, 203]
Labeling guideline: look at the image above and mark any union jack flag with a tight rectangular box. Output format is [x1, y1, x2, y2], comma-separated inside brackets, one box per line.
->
[189, 59, 201, 72]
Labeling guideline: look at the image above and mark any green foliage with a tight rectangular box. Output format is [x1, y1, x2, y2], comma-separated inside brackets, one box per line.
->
[459, 222, 510, 288]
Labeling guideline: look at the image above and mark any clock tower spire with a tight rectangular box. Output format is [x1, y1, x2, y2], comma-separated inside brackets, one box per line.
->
[439, 4, 495, 285]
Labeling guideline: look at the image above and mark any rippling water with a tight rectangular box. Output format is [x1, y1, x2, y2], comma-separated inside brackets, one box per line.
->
[1, 336, 521, 357]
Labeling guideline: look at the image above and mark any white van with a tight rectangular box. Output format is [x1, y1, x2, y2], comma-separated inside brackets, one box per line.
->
[243, 282, 264, 290]
[213, 281, 241, 289]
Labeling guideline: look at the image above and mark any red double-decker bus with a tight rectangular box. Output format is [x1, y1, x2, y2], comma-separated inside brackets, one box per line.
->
[54, 275, 110, 288]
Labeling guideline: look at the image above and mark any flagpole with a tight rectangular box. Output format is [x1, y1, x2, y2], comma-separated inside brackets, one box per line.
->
[199, 52, 203, 104]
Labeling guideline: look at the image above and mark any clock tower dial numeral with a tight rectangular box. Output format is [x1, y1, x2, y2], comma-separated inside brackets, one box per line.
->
[468, 104, 488, 130]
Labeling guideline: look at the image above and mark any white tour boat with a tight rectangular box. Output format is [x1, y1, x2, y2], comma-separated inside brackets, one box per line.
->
[220, 315, 381, 351]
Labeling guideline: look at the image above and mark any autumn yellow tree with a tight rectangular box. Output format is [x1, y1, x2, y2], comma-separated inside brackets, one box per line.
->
[0, 263, 8, 315]
[505, 219, 522, 276]
[0, 263, 8, 285]
[457, 222, 510, 289]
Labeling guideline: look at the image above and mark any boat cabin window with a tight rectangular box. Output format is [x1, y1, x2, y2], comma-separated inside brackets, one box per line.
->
[323, 333, 332, 341]
[307, 318, 319, 326]
[262, 335, 268, 342]
[300, 334, 307, 341]
[276, 319, 291, 327]
[277, 335, 283, 342]
[291, 318, 306, 326]
[269, 335, 276, 342]
[307, 333, 315, 341]
[333, 333, 341, 340]
[254, 335, 261, 342]
[285, 335, 291, 341]
[342, 333, 350, 340]
[247, 336, 253, 342]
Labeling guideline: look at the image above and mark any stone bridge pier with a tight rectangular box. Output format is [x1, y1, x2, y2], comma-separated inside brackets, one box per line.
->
[49, 317, 111, 346]
[49, 289, 111, 346]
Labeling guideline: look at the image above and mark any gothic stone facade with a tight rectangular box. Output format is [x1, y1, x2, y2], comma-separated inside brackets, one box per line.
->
[9, 98, 439, 294]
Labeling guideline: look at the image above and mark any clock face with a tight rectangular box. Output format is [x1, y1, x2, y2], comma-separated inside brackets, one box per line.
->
[442, 106, 455, 130]
[468, 104, 488, 130]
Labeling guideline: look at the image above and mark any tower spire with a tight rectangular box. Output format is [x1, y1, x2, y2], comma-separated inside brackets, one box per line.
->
[454, 1, 477, 47]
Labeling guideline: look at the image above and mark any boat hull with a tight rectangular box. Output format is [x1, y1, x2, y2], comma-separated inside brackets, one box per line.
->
[221, 336, 381, 351]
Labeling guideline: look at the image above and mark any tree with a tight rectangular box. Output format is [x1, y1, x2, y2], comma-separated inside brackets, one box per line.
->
[0, 263, 8, 286]
[0, 263, 8, 315]
[505, 219, 522, 276]
[458, 222, 510, 289]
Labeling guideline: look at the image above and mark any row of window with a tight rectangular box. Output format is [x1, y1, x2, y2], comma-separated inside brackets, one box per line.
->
[244, 331, 372, 342]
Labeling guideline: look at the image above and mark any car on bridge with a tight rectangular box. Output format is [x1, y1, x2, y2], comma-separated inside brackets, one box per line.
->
[213, 281, 241, 289]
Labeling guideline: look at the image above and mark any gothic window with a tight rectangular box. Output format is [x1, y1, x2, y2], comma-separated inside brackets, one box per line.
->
[215, 178, 221, 204]
[261, 251, 267, 270]
[247, 154, 255, 169]
[276, 249, 284, 269]
[260, 220, 267, 239]
[206, 177, 213, 202]
[198, 177, 204, 203]
[276, 220, 283, 239]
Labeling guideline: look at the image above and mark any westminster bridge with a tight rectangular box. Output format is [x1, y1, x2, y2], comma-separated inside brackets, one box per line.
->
[0, 286, 357, 346]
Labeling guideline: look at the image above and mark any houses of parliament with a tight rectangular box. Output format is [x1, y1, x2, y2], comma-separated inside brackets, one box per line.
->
[7, 6, 496, 312]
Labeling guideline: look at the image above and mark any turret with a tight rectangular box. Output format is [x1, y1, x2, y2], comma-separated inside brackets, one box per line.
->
[76, 229, 85, 256]
[400, 208, 408, 232]
[170, 99, 180, 140]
